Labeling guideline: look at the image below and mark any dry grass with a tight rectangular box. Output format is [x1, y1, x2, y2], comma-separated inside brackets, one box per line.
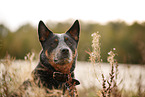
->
[0, 53, 67, 97]
[0, 32, 145, 97]
[86, 32, 145, 97]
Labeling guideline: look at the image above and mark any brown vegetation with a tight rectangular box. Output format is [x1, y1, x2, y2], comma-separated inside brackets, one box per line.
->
[0, 21, 145, 64]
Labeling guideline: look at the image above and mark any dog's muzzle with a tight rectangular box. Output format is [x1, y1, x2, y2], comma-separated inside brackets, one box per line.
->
[61, 48, 69, 59]
[53, 48, 73, 65]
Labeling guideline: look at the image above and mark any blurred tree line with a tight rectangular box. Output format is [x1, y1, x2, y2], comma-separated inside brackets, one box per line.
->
[0, 20, 145, 64]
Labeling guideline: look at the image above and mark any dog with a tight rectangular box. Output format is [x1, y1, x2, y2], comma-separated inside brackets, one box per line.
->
[11, 20, 80, 97]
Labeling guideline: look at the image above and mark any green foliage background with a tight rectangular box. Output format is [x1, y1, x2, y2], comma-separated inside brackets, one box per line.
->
[0, 20, 145, 64]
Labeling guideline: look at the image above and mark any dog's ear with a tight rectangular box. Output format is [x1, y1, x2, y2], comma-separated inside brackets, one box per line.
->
[66, 20, 80, 42]
[38, 20, 53, 42]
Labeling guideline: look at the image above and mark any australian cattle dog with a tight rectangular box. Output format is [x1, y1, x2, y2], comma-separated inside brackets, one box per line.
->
[11, 20, 80, 97]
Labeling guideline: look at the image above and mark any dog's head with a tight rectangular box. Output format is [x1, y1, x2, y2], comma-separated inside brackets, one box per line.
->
[38, 20, 80, 73]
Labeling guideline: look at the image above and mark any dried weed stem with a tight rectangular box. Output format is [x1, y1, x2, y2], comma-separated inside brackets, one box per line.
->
[87, 32, 101, 82]
[88, 32, 120, 97]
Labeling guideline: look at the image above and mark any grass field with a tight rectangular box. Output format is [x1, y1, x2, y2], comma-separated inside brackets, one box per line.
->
[75, 62, 145, 96]
[1, 32, 145, 97]
[0, 59, 145, 97]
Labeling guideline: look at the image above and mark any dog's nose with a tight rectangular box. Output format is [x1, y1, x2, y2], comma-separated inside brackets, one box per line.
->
[61, 48, 69, 54]
[61, 48, 69, 58]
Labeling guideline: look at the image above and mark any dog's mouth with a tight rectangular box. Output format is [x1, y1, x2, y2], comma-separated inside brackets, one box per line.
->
[54, 58, 71, 65]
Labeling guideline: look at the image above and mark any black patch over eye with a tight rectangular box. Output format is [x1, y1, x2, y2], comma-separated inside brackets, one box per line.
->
[65, 36, 73, 47]
[64, 36, 77, 52]
[50, 38, 58, 48]
[68, 41, 73, 46]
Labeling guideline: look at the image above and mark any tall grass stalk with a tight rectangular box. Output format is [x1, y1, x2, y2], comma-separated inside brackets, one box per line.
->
[87, 32, 102, 83]
[88, 32, 121, 97]
[91, 32, 101, 63]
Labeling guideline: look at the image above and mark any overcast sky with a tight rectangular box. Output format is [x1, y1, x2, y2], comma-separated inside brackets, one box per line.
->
[0, 0, 145, 31]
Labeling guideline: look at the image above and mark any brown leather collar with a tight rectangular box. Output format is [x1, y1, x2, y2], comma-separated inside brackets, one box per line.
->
[38, 63, 80, 86]
[39, 63, 70, 82]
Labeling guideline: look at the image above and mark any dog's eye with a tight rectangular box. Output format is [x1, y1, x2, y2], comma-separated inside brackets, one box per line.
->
[50, 39, 58, 47]
[50, 42, 57, 47]
[68, 42, 72, 46]
[50, 42, 55, 47]
[65, 37, 73, 47]
[67, 41, 73, 46]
